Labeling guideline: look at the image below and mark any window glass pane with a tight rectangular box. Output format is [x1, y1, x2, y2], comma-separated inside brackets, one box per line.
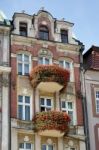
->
[42, 145, 46, 150]
[19, 143, 24, 148]
[24, 64, 29, 75]
[41, 107, 45, 112]
[45, 58, 49, 65]
[24, 55, 29, 62]
[47, 99, 51, 106]
[96, 91, 99, 98]
[18, 63, 22, 75]
[96, 100, 99, 113]
[68, 111, 73, 125]
[18, 54, 22, 61]
[25, 106, 30, 120]
[25, 96, 30, 103]
[46, 108, 51, 111]
[40, 98, 44, 105]
[65, 62, 70, 69]
[59, 61, 63, 67]
[62, 101, 65, 108]
[18, 95, 23, 102]
[68, 102, 73, 109]
[39, 57, 43, 64]
[48, 145, 53, 150]
[26, 143, 31, 149]
[18, 105, 23, 120]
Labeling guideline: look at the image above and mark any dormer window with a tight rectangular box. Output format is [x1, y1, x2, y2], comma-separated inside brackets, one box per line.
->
[61, 30, 68, 43]
[19, 22, 27, 36]
[39, 25, 49, 40]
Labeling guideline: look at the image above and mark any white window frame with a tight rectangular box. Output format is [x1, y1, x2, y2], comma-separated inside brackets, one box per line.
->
[95, 91, 99, 113]
[59, 60, 74, 82]
[38, 57, 52, 65]
[42, 144, 53, 150]
[19, 142, 33, 150]
[17, 53, 31, 75]
[18, 95, 32, 121]
[61, 100, 75, 125]
[40, 97, 53, 112]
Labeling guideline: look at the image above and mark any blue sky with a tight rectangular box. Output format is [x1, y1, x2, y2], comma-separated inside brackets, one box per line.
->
[1, 0, 99, 51]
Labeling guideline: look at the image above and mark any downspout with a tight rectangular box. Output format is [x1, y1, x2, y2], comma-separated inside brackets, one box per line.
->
[80, 44, 90, 150]
[9, 23, 12, 150]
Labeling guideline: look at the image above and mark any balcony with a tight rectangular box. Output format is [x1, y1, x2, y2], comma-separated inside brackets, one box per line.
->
[33, 111, 71, 137]
[0, 61, 11, 73]
[30, 65, 70, 92]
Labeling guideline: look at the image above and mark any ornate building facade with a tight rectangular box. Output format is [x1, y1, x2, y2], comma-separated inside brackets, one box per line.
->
[0, 12, 11, 150]
[83, 46, 99, 150]
[11, 9, 86, 150]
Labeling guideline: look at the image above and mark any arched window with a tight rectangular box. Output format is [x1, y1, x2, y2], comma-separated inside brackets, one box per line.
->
[61, 30, 68, 43]
[39, 25, 49, 40]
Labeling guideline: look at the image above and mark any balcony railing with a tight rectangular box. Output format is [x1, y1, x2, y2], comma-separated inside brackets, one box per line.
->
[33, 111, 71, 137]
[30, 65, 70, 92]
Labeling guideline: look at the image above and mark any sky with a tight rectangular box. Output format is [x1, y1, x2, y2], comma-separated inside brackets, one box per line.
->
[1, 0, 99, 51]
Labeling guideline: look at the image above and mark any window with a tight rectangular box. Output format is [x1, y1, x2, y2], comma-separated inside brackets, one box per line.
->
[19, 143, 32, 150]
[40, 97, 52, 112]
[70, 148, 75, 150]
[38, 57, 52, 65]
[39, 26, 49, 40]
[61, 30, 68, 43]
[59, 60, 70, 69]
[18, 95, 31, 121]
[95, 91, 99, 113]
[61, 101, 74, 125]
[42, 144, 53, 150]
[19, 22, 27, 36]
[17, 54, 31, 75]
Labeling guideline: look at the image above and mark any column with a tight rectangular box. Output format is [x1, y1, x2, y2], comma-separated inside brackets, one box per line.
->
[35, 134, 41, 150]
[11, 128, 18, 150]
[58, 137, 63, 150]
[55, 92, 60, 111]
[35, 88, 40, 113]
[1, 73, 9, 150]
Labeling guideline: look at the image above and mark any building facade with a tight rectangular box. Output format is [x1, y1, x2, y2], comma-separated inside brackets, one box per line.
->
[83, 46, 99, 150]
[0, 12, 11, 150]
[11, 9, 86, 150]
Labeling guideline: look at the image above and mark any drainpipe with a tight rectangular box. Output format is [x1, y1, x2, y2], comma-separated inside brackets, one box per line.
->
[80, 44, 90, 150]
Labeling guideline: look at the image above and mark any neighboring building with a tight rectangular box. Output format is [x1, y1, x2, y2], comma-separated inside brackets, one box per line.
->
[83, 46, 99, 150]
[11, 9, 86, 150]
[0, 11, 11, 150]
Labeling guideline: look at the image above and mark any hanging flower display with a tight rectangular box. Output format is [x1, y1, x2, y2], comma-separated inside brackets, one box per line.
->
[30, 65, 70, 89]
[33, 111, 71, 133]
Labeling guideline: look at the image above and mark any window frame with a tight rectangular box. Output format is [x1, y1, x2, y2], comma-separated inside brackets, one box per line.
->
[61, 100, 74, 125]
[95, 91, 99, 113]
[40, 97, 53, 112]
[38, 56, 52, 65]
[18, 95, 32, 121]
[61, 30, 68, 43]
[17, 53, 31, 76]
[42, 144, 53, 150]
[39, 25, 49, 40]
[19, 142, 33, 150]
[19, 22, 28, 37]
